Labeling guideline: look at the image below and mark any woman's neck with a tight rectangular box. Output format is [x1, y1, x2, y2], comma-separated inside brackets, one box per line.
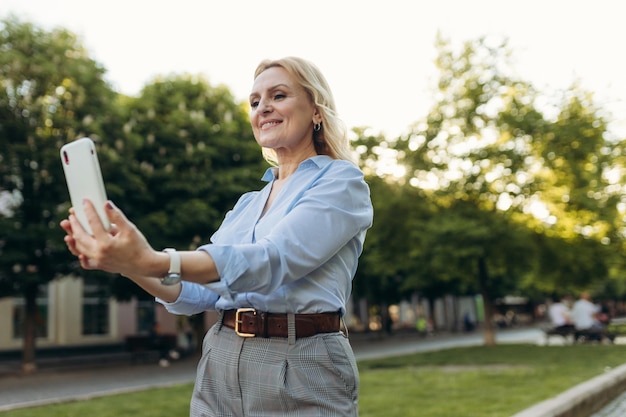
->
[275, 148, 317, 180]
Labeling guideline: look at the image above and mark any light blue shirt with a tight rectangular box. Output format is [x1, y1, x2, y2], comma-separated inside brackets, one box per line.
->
[157, 155, 373, 316]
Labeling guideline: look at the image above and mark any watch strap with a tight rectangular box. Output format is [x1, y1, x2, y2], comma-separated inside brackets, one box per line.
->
[161, 248, 181, 285]
[163, 248, 181, 274]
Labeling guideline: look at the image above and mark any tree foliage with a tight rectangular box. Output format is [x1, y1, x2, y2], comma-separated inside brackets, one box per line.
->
[355, 33, 626, 344]
[0, 17, 117, 289]
[0, 16, 120, 369]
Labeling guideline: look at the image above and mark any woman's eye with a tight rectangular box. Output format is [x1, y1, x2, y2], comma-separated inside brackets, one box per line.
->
[250, 93, 285, 109]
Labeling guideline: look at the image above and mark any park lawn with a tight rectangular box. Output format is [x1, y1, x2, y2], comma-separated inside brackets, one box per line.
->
[2, 344, 626, 417]
[357, 344, 626, 417]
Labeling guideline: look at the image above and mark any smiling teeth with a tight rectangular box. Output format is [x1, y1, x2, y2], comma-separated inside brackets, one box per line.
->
[262, 121, 279, 129]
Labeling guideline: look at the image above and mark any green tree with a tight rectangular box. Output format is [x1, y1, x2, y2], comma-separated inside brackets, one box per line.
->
[353, 176, 423, 303]
[0, 17, 120, 371]
[386, 35, 542, 344]
[524, 87, 623, 294]
[387, 34, 623, 344]
[354, 127, 462, 329]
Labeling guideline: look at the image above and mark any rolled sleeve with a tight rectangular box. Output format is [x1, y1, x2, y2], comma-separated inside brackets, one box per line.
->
[156, 281, 219, 315]
[197, 244, 251, 302]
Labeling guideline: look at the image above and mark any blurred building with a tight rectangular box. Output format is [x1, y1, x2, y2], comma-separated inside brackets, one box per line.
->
[0, 275, 216, 352]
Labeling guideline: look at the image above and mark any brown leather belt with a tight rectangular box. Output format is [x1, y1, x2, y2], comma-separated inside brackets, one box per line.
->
[222, 308, 340, 339]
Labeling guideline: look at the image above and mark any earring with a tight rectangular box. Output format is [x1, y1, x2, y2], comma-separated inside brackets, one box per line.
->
[314, 123, 321, 132]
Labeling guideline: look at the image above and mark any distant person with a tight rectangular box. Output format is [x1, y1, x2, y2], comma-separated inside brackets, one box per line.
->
[493, 313, 507, 329]
[426, 317, 435, 334]
[416, 316, 427, 335]
[463, 312, 475, 332]
[571, 291, 607, 342]
[384, 313, 393, 335]
[571, 291, 602, 331]
[548, 295, 574, 331]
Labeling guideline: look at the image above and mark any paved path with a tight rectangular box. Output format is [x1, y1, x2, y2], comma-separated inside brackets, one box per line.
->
[0, 327, 543, 412]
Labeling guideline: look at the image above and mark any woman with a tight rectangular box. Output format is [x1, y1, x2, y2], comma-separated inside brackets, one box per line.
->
[61, 56, 373, 416]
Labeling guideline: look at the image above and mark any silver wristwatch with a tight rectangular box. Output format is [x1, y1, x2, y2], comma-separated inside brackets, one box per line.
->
[161, 248, 181, 285]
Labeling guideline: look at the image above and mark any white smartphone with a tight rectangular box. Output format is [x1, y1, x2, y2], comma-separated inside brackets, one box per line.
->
[60, 137, 111, 234]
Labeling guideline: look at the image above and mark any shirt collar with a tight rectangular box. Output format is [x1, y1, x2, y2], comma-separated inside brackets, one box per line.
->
[261, 155, 333, 182]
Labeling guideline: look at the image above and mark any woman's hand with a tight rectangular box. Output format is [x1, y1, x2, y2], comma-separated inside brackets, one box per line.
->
[60, 200, 162, 277]
[61, 199, 220, 289]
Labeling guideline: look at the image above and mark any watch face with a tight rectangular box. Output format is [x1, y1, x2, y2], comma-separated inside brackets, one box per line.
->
[161, 274, 181, 286]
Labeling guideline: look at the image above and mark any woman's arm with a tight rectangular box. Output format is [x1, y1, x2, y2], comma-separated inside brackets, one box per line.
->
[60, 200, 221, 285]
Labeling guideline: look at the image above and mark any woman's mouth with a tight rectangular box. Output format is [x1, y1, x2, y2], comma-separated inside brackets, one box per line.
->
[261, 121, 281, 130]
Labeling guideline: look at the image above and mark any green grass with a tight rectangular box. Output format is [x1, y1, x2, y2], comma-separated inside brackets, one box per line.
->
[357, 344, 626, 417]
[1, 384, 193, 417]
[3, 344, 626, 417]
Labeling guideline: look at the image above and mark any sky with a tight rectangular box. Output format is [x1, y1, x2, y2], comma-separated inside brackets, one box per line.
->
[2, 0, 625, 138]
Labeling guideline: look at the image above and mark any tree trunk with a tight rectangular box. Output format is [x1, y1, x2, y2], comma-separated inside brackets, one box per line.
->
[477, 257, 497, 346]
[427, 296, 437, 331]
[22, 285, 38, 373]
[480, 294, 497, 346]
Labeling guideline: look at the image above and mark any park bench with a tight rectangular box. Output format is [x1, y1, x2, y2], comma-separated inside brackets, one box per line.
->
[543, 325, 614, 345]
[543, 325, 577, 345]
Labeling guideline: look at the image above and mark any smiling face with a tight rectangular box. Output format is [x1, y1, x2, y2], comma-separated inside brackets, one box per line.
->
[249, 66, 320, 161]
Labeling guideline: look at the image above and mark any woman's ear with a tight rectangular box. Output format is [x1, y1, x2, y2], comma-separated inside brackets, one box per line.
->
[312, 108, 322, 125]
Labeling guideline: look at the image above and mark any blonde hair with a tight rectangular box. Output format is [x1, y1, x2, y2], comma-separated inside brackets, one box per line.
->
[253, 57, 355, 165]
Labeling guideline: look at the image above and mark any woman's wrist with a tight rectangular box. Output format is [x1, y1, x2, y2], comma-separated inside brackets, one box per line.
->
[135, 249, 170, 279]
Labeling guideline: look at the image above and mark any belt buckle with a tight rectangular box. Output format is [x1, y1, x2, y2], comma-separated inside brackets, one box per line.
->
[235, 308, 256, 338]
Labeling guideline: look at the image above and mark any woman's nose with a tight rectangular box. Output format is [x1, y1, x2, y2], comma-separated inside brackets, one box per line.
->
[258, 98, 272, 113]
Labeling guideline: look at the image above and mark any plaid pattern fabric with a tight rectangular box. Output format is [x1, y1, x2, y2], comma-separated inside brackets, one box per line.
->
[190, 320, 359, 416]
